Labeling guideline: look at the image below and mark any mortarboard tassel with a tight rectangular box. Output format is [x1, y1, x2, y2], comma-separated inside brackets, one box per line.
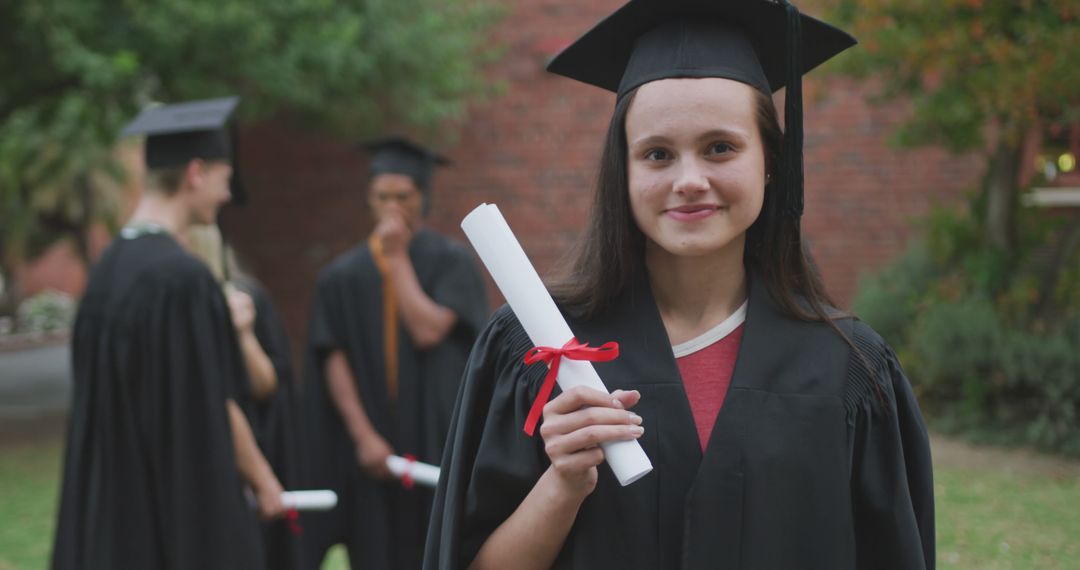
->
[779, 0, 805, 219]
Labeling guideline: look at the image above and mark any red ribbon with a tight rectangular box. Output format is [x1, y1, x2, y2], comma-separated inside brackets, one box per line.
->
[285, 508, 303, 536]
[401, 454, 417, 490]
[522, 338, 620, 436]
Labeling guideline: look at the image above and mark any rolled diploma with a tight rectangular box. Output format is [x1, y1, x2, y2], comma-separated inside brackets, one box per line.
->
[280, 490, 338, 511]
[461, 203, 653, 486]
[386, 455, 441, 487]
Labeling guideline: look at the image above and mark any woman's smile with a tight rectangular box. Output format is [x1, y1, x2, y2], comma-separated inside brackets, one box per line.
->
[665, 203, 723, 222]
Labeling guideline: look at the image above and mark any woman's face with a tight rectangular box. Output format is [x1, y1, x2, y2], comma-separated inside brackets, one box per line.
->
[625, 77, 766, 261]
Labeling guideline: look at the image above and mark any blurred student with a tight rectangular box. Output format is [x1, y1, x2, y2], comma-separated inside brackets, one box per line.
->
[302, 138, 488, 569]
[53, 97, 283, 570]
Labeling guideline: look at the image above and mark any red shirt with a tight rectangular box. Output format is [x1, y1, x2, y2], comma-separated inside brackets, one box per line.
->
[675, 321, 744, 451]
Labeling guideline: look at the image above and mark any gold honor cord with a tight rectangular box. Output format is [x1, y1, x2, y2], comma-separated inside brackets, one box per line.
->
[369, 236, 399, 402]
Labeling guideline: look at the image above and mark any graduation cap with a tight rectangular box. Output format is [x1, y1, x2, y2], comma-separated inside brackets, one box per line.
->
[359, 136, 450, 199]
[121, 96, 248, 204]
[546, 0, 856, 219]
[122, 96, 239, 169]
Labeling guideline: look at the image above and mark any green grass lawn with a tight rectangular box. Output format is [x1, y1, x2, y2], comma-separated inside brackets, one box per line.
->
[2, 437, 1077, 569]
[936, 469, 1080, 569]
[0, 441, 63, 570]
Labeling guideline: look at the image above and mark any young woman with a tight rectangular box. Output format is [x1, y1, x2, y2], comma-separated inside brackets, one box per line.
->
[424, 1, 934, 569]
[185, 224, 302, 570]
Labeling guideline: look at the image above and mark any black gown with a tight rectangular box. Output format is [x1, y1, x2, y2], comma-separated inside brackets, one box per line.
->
[52, 232, 264, 570]
[301, 228, 488, 569]
[234, 276, 303, 570]
[424, 272, 935, 570]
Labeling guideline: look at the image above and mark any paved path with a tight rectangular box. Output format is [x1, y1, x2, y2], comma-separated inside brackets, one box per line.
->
[931, 434, 1080, 479]
[0, 336, 71, 419]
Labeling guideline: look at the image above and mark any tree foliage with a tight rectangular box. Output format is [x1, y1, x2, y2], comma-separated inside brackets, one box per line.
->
[840, 1, 1080, 452]
[0, 0, 501, 309]
[829, 0, 1080, 295]
[828, 0, 1079, 151]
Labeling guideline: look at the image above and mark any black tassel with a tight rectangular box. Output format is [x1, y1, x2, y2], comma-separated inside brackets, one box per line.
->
[228, 123, 248, 207]
[779, 0, 804, 219]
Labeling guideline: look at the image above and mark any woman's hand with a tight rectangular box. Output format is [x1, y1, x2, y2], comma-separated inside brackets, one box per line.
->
[226, 287, 256, 334]
[356, 432, 395, 480]
[253, 474, 286, 521]
[538, 387, 643, 500]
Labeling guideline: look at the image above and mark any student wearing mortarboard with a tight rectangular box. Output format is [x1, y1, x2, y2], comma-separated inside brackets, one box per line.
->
[300, 137, 489, 569]
[52, 97, 285, 570]
[424, 1, 935, 569]
[186, 223, 304, 570]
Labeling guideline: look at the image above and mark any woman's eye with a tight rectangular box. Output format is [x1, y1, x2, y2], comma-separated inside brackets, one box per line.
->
[644, 149, 671, 161]
[707, 142, 734, 155]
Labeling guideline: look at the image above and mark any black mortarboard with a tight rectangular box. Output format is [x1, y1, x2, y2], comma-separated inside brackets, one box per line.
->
[547, 0, 856, 219]
[360, 136, 451, 194]
[121, 96, 240, 170]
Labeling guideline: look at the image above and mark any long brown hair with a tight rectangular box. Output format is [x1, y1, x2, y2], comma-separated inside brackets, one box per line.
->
[551, 85, 839, 325]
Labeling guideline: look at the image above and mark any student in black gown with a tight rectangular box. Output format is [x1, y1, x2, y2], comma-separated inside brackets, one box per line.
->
[302, 138, 488, 569]
[52, 97, 285, 570]
[424, 1, 935, 569]
[187, 223, 304, 570]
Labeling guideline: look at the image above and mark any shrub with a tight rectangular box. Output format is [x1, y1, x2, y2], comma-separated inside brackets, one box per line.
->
[14, 290, 76, 334]
[855, 205, 1080, 456]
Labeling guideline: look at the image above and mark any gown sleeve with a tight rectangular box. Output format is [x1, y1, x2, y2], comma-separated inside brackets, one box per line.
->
[424, 306, 551, 570]
[847, 321, 936, 570]
[247, 280, 294, 393]
[245, 279, 299, 481]
[430, 243, 489, 337]
[307, 268, 346, 356]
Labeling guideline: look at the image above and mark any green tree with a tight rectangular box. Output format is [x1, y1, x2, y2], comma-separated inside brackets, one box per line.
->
[0, 0, 501, 315]
[843, 1, 1080, 453]
[828, 0, 1079, 288]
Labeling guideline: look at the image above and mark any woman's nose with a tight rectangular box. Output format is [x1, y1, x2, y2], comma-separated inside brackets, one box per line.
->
[672, 158, 710, 195]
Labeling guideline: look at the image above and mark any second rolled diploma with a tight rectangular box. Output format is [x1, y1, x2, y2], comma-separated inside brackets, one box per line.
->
[386, 455, 441, 488]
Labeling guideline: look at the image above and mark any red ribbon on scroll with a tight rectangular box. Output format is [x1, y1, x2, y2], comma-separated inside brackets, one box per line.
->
[285, 508, 303, 536]
[401, 454, 417, 490]
[522, 338, 620, 436]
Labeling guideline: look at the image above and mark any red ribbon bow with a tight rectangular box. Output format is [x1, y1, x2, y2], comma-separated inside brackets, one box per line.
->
[285, 508, 303, 536]
[401, 454, 417, 490]
[522, 338, 620, 436]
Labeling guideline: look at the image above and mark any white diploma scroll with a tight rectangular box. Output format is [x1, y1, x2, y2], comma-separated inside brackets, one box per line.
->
[461, 203, 653, 486]
[280, 490, 338, 511]
[386, 455, 441, 488]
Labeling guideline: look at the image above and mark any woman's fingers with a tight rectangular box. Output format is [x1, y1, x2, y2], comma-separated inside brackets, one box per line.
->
[612, 389, 641, 410]
[544, 423, 644, 458]
[544, 386, 626, 416]
[550, 447, 606, 475]
[539, 405, 641, 440]
[540, 386, 645, 469]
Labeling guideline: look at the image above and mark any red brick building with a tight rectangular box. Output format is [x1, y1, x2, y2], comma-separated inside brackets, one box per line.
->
[23, 0, 986, 354]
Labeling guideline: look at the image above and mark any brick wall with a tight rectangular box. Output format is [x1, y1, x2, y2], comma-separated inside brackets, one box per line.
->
[220, 0, 985, 355]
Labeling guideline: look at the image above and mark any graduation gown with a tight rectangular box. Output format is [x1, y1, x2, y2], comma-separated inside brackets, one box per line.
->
[301, 228, 488, 569]
[424, 272, 935, 570]
[52, 232, 264, 570]
[234, 276, 303, 570]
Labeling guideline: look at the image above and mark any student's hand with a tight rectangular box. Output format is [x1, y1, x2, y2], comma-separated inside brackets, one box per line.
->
[226, 288, 256, 334]
[374, 211, 412, 258]
[254, 475, 287, 521]
[539, 388, 642, 500]
[356, 432, 395, 480]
